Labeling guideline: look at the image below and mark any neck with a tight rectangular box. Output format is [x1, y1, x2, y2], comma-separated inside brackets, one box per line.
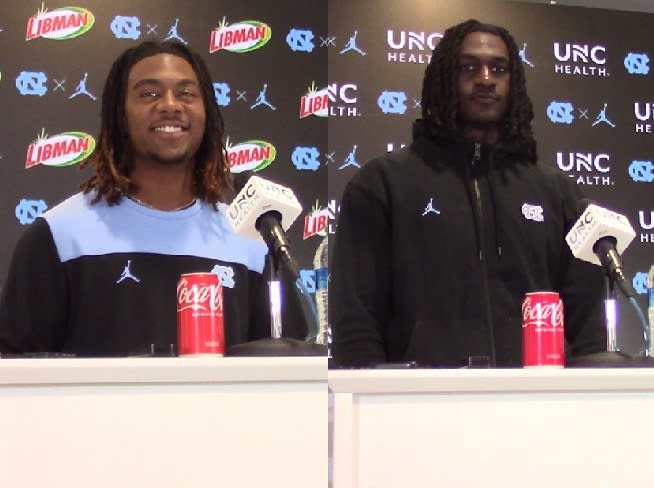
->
[128, 159, 196, 211]
[462, 126, 500, 145]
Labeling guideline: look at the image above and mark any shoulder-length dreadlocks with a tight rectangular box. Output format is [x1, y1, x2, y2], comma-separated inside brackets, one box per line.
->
[413, 19, 537, 161]
[80, 40, 230, 205]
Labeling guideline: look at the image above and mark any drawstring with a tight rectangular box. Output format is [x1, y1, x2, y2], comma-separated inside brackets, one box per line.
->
[486, 151, 503, 260]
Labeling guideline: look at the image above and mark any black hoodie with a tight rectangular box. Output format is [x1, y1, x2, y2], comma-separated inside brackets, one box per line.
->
[331, 136, 607, 367]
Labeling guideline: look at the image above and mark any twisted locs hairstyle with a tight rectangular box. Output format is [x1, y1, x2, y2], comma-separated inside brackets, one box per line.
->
[80, 40, 230, 205]
[413, 19, 537, 161]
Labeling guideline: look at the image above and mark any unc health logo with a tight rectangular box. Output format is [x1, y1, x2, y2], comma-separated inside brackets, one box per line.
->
[211, 264, 235, 288]
[26, 4, 94, 41]
[209, 17, 271, 53]
[629, 160, 654, 182]
[624, 53, 649, 75]
[291, 146, 320, 171]
[25, 129, 96, 168]
[286, 28, 314, 53]
[15, 199, 47, 225]
[378, 91, 407, 114]
[226, 138, 276, 173]
[299, 81, 328, 118]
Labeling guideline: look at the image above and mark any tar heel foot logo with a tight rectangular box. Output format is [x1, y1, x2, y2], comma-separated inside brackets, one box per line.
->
[286, 28, 314, 53]
[378, 90, 407, 115]
[209, 17, 271, 54]
[299, 81, 328, 118]
[386, 29, 441, 64]
[25, 128, 96, 168]
[624, 52, 650, 75]
[303, 201, 329, 239]
[628, 160, 654, 183]
[26, 3, 94, 41]
[291, 146, 321, 171]
[639, 209, 654, 243]
[327, 82, 360, 117]
[226, 137, 276, 174]
[15, 199, 47, 225]
[521, 203, 544, 222]
[556, 151, 613, 186]
[553, 42, 608, 77]
[211, 264, 235, 288]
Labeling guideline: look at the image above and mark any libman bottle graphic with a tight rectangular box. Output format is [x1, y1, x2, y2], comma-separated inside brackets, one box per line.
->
[209, 17, 271, 53]
[25, 129, 96, 168]
[299, 81, 328, 118]
[226, 137, 277, 174]
[26, 4, 95, 41]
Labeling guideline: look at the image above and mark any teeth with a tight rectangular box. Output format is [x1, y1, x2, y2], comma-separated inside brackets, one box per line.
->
[154, 126, 182, 133]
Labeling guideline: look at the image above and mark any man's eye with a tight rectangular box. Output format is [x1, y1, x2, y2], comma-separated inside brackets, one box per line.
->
[141, 90, 158, 98]
[180, 90, 197, 98]
[458, 64, 477, 72]
[491, 65, 508, 73]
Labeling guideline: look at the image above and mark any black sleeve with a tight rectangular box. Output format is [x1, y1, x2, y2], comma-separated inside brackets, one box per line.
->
[330, 178, 392, 367]
[0, 218, 69, 353]
[555, 177, 608, 357]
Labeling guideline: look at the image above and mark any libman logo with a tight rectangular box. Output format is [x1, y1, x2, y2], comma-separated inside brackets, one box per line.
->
[303, 201, 329, 239]
[26, 4, 94, 41]
[25, 129, 96, 169]
[209, 17, 271, 53]
[299, 81, 328, 118]
[227, 138, 276, 174]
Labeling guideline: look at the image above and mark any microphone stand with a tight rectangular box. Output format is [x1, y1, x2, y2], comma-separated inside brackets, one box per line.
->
[227, 253, 327, 357]
[567, 276, 653, 367]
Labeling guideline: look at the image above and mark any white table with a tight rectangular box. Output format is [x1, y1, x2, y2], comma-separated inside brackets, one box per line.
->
[329, 368, 654, 488]
[0, 357, 327, 488]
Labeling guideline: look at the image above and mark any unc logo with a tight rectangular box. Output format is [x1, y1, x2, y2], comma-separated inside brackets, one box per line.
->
[377, 91, 407, 114]
[212, 265, 235, 288]
[15, 199, 47, 225]
[624, 53, 649, 75]
[299, 269, 316, 293]
[286, 28, 314, 53]
[633, 272, 648, 295]
[16, 71, 48, 96]
[213, 82, 231, 106]
[110, 16, 141, 40]
[521, 203, 544, 222]
[628, 160, 654, 183]
[291, 146, 320, 171]
[547, 102, 574, 124]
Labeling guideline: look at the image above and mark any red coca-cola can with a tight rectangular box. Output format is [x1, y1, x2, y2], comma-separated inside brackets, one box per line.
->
[522, 291, 564, 367]
[177, 272, 225, 356]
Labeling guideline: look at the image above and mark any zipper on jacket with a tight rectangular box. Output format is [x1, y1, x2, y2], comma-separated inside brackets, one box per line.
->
[472, 143, 483, 262]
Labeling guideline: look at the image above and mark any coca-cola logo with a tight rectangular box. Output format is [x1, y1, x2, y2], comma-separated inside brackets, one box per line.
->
[522, 297, 564, 329]
[177, 279, 223, 313]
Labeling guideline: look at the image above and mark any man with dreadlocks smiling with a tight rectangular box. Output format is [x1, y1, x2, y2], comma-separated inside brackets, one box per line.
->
[330, 20, 606, 368]
[0, 41, 306, 355]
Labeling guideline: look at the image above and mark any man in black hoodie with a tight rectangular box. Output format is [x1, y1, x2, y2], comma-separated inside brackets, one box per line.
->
[331, 19, 607, 368]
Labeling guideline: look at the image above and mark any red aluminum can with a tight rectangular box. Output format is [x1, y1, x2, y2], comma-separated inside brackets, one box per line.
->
[176, 272, 225, 356]
[522, 291, 564, 367]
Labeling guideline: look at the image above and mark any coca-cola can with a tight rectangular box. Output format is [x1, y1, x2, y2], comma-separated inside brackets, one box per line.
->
[177, 272, 225, 357]
[522, 291, 564, 367]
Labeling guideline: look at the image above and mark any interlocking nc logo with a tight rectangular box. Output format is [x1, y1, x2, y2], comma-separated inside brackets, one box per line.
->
[286, 28, 314, 53]
[547, 101, 574, 124]
[15, 199, 47, 225]
[110, 15, 141, 40]
[628, 160, 654, 183]
[291, 146, 320, 171]
[633, 272, 649, 295]
[213, 82, 230, 106]
[624, 53, 650, 75]
[378, 91, 407, 114]
[16, 71, 48, 96]
[298, 269, 316, 293]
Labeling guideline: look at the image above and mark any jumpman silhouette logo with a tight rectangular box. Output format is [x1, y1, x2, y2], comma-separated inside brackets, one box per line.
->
[164, 18, 188, 44]
[339, 30, 366, 56]
[69, 73, 97, 100]
[592, 103, 616, 127]
[116, 260, 141, 284]
[250, 84, 276, 110]
[422, 198, 441, 216]
[339, 145, 361, 169]
[519, 43, 535, 68]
